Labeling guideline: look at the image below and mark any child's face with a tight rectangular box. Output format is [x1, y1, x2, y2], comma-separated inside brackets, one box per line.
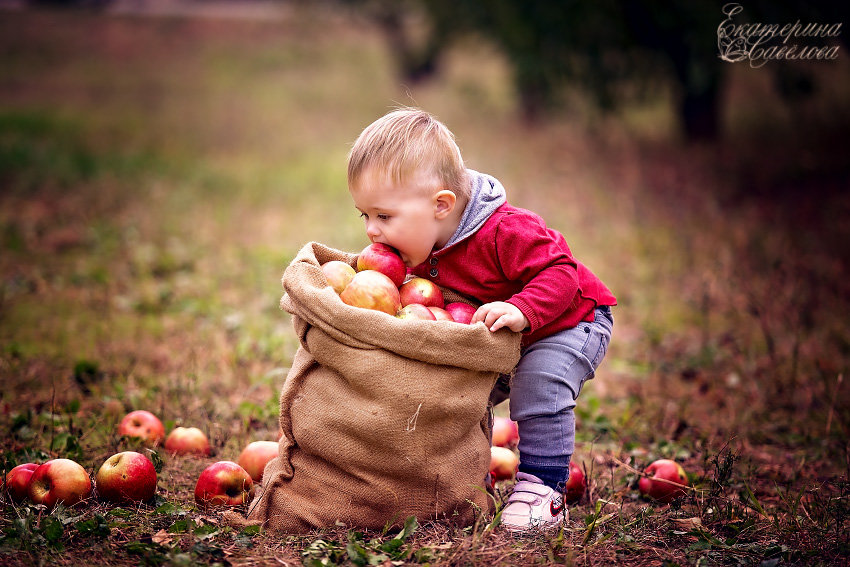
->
[349, 167, 450, 268]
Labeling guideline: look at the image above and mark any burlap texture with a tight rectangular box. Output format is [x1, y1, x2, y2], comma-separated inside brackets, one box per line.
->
[226, 241, 521, 533]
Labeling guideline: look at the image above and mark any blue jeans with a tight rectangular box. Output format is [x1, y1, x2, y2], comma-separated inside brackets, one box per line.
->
[492, 306, 613, 491]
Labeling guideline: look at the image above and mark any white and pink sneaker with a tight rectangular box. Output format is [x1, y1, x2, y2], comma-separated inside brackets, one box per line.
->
[500, 472, 568, 532]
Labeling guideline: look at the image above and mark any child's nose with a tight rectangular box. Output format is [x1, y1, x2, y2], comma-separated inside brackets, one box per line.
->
[365, 221, 381, 239]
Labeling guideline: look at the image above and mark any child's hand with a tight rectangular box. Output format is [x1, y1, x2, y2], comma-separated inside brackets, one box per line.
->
[471, 302, 529, 333]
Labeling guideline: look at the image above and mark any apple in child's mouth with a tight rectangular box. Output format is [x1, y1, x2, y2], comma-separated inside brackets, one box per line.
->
[356, 243, 407, 287]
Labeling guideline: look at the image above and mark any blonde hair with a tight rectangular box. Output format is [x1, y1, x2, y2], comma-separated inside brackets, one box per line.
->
[347, 107, 468, 199]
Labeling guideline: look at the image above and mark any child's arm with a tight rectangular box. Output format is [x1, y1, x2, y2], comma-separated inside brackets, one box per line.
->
[493, 210, 580, 334]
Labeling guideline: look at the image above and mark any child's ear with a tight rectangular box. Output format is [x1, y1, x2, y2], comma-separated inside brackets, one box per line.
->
[434, 190, 457, 219]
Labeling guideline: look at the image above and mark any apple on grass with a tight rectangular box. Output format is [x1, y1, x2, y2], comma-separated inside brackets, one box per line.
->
[164, 426, 211, 456]
[428, 306, 454, 321]
[489, 446, 519, 482]
[396, 303, 437, 320]
[237, 441, 279, 483]
[356, 243, 407, 287]
[445, 302, 477, 325]
[28, 459, 92, 508]
[4, 463, 38, 503]
[399, 277, 444, 309]
[491, 416, 519, 449]
[638, 459, 689, 503]
[118, 410, 166, 446]
[321, 260, 356, 294]
[564, 461, 586, 503]
[340, 270, 401, 315]
[194, 461, 254, 509]
[96, 451, 157, 504]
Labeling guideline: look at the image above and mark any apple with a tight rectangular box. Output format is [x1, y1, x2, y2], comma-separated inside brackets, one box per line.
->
[194, 461, 254, 509]
[491, 416, 519, 449]
[28, 458, 92, 508]
[564, 461, 586, 503]
[638, 459, 689, 503]
[398, 277, 444, 308]
[489, 446, 519, 482]
[96, 451, 157, 504]
[428, 306, 454, 321]
[396, 303, 437, 321]
[164, 426, 211, 456]
[4, 463, 38, 503]
[321, 260, 356, 294]
[118, 410, 166, 446]
[340, 270, 401, 315]
[445, 302, 477, 325]
[237, 441, 279, 483]
[356, 243, 406, 287]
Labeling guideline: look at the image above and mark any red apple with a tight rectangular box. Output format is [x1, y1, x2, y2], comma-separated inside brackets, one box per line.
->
[95, 451, 157, 504]
[28, 459, 92, 508]
[237, 441, 279, 483]
[118, 410, 166, 446]
[428, 307, 454, 321]
[489, 446, 519, 482]
[4, 463, 38, 503]
[399, 277, 444, 308]
[491, 416, 519, 449]
[638, 459, 689, 503]
[356, 243, 406, 287]
[194, 461, 254, 509]
[396, 303, 437, 321]
[340, 270, 401, 315]
[564, 461, 586, 503]
[321, 260, 356, 294]
[445, 302, 477, 325]
[164, 426, 211, 456]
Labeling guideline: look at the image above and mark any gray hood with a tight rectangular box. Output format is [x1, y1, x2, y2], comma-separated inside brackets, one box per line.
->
[443, 169, 507, 248]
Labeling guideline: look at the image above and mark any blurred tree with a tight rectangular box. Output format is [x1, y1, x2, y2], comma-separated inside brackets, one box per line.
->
[339, 0, 848, 141]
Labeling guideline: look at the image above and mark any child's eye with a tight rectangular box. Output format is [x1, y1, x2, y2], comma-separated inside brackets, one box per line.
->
[359, 212, 368, 220]
[376, 214, 390, 221]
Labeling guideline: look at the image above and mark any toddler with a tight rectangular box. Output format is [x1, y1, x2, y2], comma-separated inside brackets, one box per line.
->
[347, 108, 615, 531]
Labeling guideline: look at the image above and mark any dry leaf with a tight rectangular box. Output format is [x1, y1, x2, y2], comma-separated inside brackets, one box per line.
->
[152, 529, 174, 545]
[669, 517, 703, 530]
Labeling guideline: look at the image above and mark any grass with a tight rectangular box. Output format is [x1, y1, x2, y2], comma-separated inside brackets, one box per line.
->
[1, 4, 849, 566]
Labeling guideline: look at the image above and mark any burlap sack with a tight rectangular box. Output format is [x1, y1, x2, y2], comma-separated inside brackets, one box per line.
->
[227, 242, 521, 534]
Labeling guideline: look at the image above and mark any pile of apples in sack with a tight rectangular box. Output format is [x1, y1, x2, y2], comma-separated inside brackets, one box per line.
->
[322, 243, 477, 323]
[3, 409, 280, 510]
